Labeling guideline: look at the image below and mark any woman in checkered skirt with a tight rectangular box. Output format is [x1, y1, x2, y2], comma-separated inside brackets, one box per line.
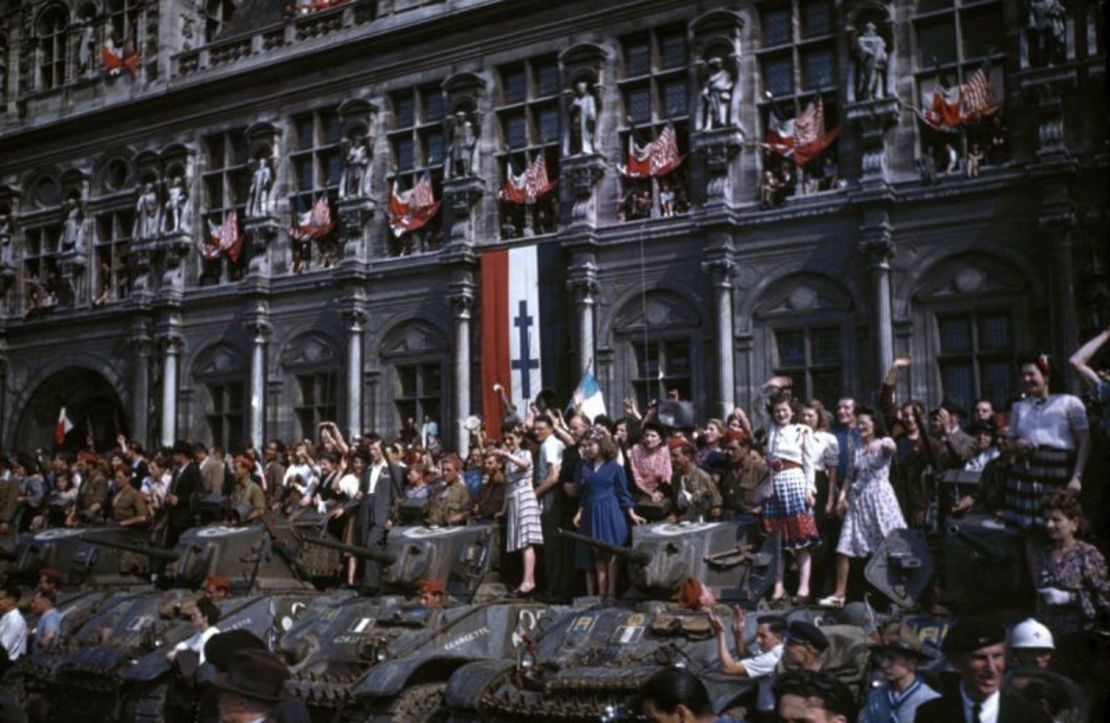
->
[819, 406, 906, 608]
[762, 391, 821, 603]
[491, 425, 543, 596]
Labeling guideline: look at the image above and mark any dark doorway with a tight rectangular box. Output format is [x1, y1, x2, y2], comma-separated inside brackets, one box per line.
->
[13, 368, 127, 453]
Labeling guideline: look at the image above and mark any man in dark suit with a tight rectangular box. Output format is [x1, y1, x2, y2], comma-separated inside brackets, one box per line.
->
[165, 441, 203, 548]
[356, 445, 394, 593]
[914, 618, 1050, 723]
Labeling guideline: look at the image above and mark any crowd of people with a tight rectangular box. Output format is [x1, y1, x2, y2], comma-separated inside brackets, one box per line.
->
[0, 325, 1107, 721]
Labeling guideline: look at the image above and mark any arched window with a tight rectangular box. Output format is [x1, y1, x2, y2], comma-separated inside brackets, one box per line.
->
[912, 255, 1030, 413]
[379, 321, 447, 434]
[387, 81, 445, 256]
[752, 274, 856, 411]
[192, 344, 247, 451]
[281, 332, 340, 441]
[1, 34, 9, 101]
[39, 6, 69, 90]
[612, 290, 702, 411]
[106, 0, 141, 51]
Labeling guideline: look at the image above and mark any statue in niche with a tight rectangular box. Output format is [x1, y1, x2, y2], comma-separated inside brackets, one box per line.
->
[699, 56, 735, 129]
[134, 181, 161, 240]
[246, 155, 274, 218]
[339, 134, 372, 198]
[0, 213, 13, 267]
[445, 110, 480, 179]
[61, 197, 86, 254]
[163, 174, 189, 233]
[1027, 0, 1067, 66]
[78, 17, 99, 76]
[854, 22, 888, 100]
[567, 80, 598, 156]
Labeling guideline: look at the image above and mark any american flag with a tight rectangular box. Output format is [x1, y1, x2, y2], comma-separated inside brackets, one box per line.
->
[389, 174, 441, 237]
[409, 173, 436, 209]
[794, 101, 824, 149]
[524, 154, 556, 203]
[961, 68, 998, 122]
[218, 210, 242, 262]
[292, 196, 334, 242]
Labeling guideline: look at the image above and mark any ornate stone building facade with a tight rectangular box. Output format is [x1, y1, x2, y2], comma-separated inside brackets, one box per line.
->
[0, 0, 1105, 456]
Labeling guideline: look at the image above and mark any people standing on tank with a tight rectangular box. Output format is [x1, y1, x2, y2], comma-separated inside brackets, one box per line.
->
[799, 399, 840, 597]
[166, 441, 203, 548]
[629, 420, 672, 512]
[571, 429, 645, 600]
[490, 424, 542, 597]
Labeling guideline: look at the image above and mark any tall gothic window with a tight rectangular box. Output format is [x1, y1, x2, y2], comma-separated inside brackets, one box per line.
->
[913, 0, 1006, 170]
[21, 224, 62, 316]
[206, 382, 245, 451]
[631, 339, 691, 410]
[205, 0, 238, 43]
[387, 82, 445, 256]
[290, 107, 342, 271]
[105, 0, 141, 51]
[93, 209, 134, 305]
[201, 128, 249, 284]
[757, 0, 841, 194]
[773, 326, 843, 410]
[294, 372, 338, 441]
[39, 6, 69, 90]
[1, 34, 8, 101]
[936, 310, 1014, 413]
[617, 25, 690, 221]
[496, 55, 560, 238]
[394, 362, 442, 432]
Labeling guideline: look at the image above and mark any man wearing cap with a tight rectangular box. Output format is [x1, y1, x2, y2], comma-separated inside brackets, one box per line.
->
[706, 607, 784, 678]
[205, 576, 232, 602]
[427, 455, 471, 527]
[213, 649, 290, 723]
[861, 624, 940, 723]
[419, 579, 446, 610]
[1007, 618, 1054, 671]
[229, 455, 265, 524]
[914, 618, 1049, 723]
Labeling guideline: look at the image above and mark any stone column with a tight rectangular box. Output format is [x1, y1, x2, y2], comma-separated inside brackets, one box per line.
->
[567, 262, 599, 379]
[344, 307, 367, 440]
[702, 258, 736, 419]
[129, 320, 152, 448]
[247, 322, 269, 451]
[160, 332, 181, 448]
[449, 286, 474, 458]
[860, 212, 895, 385]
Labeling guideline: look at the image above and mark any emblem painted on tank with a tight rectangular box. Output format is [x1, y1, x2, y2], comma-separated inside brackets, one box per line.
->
[349, 617, 375, 633]
[649, 521, 721, 536]
[34, 528, 87, 540]
[569, 615, 596, 634]
[611, 625, 645, 644]
[195, 525, 255, 538]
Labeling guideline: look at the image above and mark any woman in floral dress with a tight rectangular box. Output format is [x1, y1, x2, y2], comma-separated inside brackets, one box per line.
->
[819, 406, 906, 608]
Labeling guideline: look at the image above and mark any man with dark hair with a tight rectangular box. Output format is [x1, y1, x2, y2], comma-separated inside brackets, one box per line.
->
[533, 414, 567, 601]
[707, 607, 785, 678]
[719, 429, 768, 518]
[0, 454, 19, 536]
[30, 589, 61, 652]
[166, 440, 203, 547]
[833, 397, 860, 486]
[168, 597, 221, 665]
[263, 439, 286, 507]
[355, 442, 393, 593]
[774, 669, 856, 723]
[914, 617, 1049, 723]
[0, 585, 26, 662]
[669, 440, 722, 521]
[640, 668, 717, 722]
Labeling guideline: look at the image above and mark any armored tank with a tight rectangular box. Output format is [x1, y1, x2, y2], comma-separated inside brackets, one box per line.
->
[27, 514, 343, 722]
[278, 521, 558, 721]
[444, 519, 782, 721]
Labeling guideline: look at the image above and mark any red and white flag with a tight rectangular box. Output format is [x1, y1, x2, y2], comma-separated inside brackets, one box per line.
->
[764, 100, 840, 167]
[389, 174, 441, 237]
[961, 68, 999, 123]
[203, 211, 242, 262]
[622, 123, 685, 178]
[920, 68, 998, 131]
[55, 407, 74, 446]
[291, 196, 335, 243]
[101, 43, 140, 78]
[499, 154, 557, 205]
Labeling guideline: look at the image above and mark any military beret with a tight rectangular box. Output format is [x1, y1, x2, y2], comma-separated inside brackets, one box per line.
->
[942, 617, 1005, 655]
[785, 621, 829, 652]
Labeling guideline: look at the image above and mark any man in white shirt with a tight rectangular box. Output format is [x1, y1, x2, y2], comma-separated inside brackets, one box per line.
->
[167, 598, 221, 666]
[707, 608, 784, 678]
[0, 584, 27, 662]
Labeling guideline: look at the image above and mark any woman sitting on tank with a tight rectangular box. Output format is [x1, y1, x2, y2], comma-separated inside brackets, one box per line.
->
[572, 429, 646, 600]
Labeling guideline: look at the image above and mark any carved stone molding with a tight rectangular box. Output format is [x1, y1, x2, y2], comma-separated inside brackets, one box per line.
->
[243, 216, 280, 275]
[560, 154, 606, 227]
[858, 208, 894, 266]
[1018, 65, 1080, 159]
[845, 97, 900, 187]
[337, 197, 375, 259]
[442, 176, 485, 245]
[691, 128, 743, 203]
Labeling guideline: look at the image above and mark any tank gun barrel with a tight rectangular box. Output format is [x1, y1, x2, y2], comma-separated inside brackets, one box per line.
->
[81, 534, 181, 561]
[948, 523, 1007, 562]
[557, 528, 651, 565]
[301, 535, 397, 565]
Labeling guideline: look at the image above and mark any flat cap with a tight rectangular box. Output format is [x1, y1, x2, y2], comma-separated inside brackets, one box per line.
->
[785, 621, 829, 652]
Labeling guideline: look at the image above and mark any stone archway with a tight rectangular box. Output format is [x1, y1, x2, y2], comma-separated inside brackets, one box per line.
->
[13, 368, 127, 453]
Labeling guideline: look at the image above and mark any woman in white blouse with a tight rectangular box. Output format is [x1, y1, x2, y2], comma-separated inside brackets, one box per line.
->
[167, 598, 220, 665]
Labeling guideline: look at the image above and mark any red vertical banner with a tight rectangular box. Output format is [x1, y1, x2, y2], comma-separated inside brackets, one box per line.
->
[480, 249, 511, 440]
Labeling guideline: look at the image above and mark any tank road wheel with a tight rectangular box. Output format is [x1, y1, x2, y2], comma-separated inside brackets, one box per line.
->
[384, 682, 449, 723]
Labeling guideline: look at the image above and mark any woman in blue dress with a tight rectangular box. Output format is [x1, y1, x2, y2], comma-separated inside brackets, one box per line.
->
[572, 430, 646, 599]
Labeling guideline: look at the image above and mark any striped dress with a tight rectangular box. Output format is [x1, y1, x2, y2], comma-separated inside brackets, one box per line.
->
[504, 448, 543, 552]
[761, 423, 821, 549]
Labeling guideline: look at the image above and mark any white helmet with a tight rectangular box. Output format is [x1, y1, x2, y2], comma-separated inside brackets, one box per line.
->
[1009, 618, 1055, 650]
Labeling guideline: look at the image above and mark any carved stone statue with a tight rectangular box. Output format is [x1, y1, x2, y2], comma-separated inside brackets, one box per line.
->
[699, 57, 735, 129]
[246, 155, 274, 218]
[446, 110, 479, 178]
[567, 80, 598, 156]
[134, 181, 161, 240]
[61, 197, 86, 253]
[78, 19, 98, 76]
[0, 213, 13, 267]
[339, 135, 371, 198]
[163, 174, 189, 233]
[1027, 0, 1067, 66]
[854, 22, 888, 100]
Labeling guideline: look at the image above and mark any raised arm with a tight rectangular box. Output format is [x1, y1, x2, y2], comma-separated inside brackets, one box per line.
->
[1070, 326, 1110, 389]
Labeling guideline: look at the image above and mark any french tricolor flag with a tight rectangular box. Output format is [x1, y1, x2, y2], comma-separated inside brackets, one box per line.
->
[480, 243, 567, 439]
[55, 407, 74, 446]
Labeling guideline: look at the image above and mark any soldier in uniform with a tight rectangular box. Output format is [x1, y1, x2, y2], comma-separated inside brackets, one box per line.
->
[427, 455, 471, 527]
[228, 455, 265, 524]
[0, 454, 20, 536]
[111, 467, 150, 528]
[668, 440, 722, 521]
